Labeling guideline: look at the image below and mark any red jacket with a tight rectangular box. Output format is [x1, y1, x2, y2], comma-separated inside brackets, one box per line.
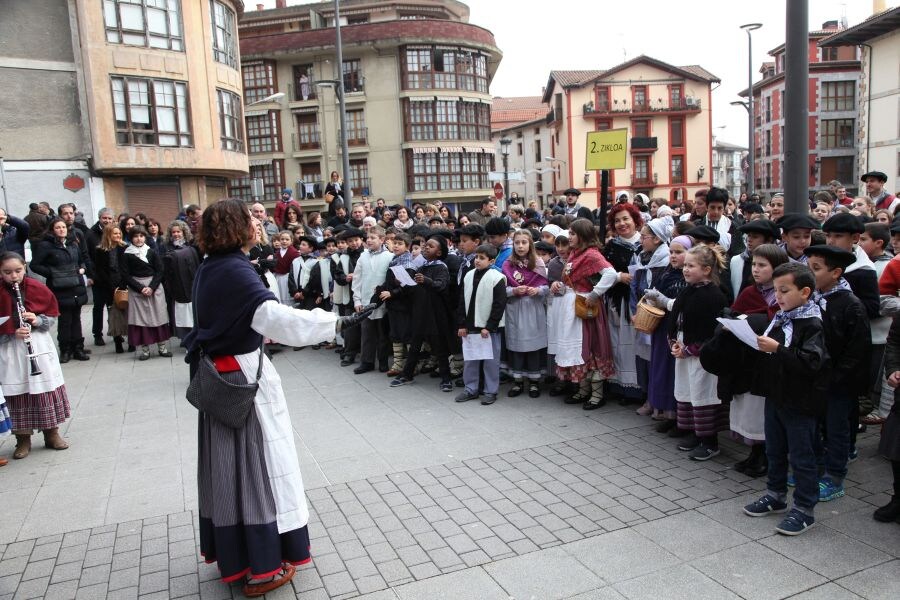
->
[273, 199, 303, 229]
[879, 255, 900, 296]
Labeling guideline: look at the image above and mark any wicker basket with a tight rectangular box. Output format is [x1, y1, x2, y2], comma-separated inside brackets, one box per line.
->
[633, 295, 665, 334]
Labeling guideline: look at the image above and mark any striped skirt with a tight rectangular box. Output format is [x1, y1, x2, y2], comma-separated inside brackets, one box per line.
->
[5, 387, 70, 431]
[677, 401, 730, 438]
[0, 403, 12, 436]
[197, 372, 311, 583]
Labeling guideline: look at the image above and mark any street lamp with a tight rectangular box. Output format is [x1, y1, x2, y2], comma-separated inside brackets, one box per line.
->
[740, 23, 762, 195]
[246, 92, 285, 106]
[500, 137, 512, 206]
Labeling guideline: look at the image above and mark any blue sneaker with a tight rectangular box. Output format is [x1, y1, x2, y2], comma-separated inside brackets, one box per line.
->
[818, 477, 845, 502]
[848, 447, 859, 462]
[389, 376, 412, 388]
[775, 508, 815, 535]
[787, 473, 796, 487]
[743, 495, 788, 517]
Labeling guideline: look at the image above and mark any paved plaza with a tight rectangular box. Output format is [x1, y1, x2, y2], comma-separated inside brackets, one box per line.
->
[0, 312, 898, 599]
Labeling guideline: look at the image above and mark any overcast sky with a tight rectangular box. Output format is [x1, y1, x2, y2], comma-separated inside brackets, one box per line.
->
[254, 0, 881, 146]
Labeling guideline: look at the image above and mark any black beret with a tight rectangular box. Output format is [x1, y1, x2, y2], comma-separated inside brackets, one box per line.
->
[294, 235, 318, 248]
[861, 171, 888, 183]
[742, 202, 765, 214]
[822, 212, 865, 234]
[777, 214, 820, 232]
[563, 188, 581, 196]
[485, 217, 512, 235]
[803, 244, 856, 269]
[739, 219, 780, 239]
[891, 220, 900, 236]
[428, 228, 453, 241]
[523, 218, 543, 228]
[316, 240, 330, 250]
[686, 225, 720, 242]
[458, 223, 485, 239]
[535, 241, 555, 254]
[338, 227, 364, 240]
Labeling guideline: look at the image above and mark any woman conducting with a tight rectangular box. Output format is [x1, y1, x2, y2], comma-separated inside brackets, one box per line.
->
[184, 199, 371, 596]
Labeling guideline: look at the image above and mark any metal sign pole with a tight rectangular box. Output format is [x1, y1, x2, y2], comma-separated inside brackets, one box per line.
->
[0, 157, 9, 214]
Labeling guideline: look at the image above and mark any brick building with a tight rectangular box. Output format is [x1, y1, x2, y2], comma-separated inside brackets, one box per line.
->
[739, 21, 862, 198]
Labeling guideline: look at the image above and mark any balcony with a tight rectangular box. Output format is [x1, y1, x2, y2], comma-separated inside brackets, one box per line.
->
[295, 180, 324, 200]
[339, 127, 368, 147]
[546, 109, 557, 124]
[350, 177, 371, 197]
[291, 132, 321, 152]
[631, 173, 657, 187]
[343, 74, 366, 94]
[630, 137, 658, 153]
[288, 81, 318, 102]
[583, 97, 701, 117]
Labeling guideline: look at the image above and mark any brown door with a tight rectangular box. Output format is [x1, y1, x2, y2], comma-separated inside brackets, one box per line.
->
[125, 180, 181, 224]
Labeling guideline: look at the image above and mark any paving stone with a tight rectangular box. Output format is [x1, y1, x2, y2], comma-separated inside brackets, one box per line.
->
[28, 542, 60, 563]
[106, 586, 139, 600]
[108, 567, 140, 591]
[111, 549, 141, 572]
[114, 535, 141, 553]
[87, 532, 116, 551]
[169, 573, 199, 597]
[406, 562, 440, 581]
[138, 571, 169, 595]
[43, 580, 78, 600]
[0, 558, 26, 579]
[54, 545, 86, 566]
[78, 564, 111, 587]
[82, 546, 113, 568]
[376, 559, 411, 584]
[14, 575, 49, 599]
[49, 561, 82, 585]
[2, 542, 34, 560]
[139, 553, 169, 574]
[321, 571, 356, 597]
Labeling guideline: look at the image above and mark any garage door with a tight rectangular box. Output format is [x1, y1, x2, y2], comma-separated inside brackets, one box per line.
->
[125, 180, 181, 224]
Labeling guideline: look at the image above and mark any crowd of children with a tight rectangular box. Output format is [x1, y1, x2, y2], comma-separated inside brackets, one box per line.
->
[253, 185, 900, 537]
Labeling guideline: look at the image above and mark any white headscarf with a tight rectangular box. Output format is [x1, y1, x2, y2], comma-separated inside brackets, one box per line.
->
[124, 242, 150, 263]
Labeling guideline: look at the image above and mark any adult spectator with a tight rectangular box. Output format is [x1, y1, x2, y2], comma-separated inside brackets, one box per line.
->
[507, 205, 526, 229]
[58, 203, 90, 239]
[184, 204, 202, 235]
[273, 189, 303, 228]
[0, 208, 30, 257]
[862, 171, 898, 215]
[251, 202, 279, 240]
[835, 185, 852, 207]
[88, 209, 117, 346]
[121, 226, 171, 360]
[25, 203, 50, 245]
[30, 218, 91, 362]
[561, 189, 592, 221]
[373, 197, 387, 220]
[88, 208, 116, 253]
[467, 198, 496, 226]
[324, 171, 346, 218]
[57, 204, 93, 279]
[94, 224, 128, 353]
[327, 205, 349, 228]
[348, 204, 366, 228]
[680, 189, 708, 222]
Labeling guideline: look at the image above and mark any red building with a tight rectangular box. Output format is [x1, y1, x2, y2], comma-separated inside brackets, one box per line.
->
[740, 21, 861, 197]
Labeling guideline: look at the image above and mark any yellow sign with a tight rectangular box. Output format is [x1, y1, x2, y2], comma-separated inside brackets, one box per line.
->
[585, 128, 627, 170]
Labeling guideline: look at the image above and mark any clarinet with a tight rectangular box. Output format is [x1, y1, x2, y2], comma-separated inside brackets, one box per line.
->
[12, 282, 42, 376]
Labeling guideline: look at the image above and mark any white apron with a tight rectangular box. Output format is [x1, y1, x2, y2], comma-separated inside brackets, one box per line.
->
[0, 328, 65, 396]
[554, 290, 585, 367]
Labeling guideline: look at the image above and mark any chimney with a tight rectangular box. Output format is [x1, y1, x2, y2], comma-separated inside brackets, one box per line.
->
[822, 20, 839, 30]
[275, 0, 287, 7]
[256, 3, 264, 10]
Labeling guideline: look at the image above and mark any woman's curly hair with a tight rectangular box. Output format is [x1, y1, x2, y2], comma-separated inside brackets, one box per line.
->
[196, 199, 252, 255]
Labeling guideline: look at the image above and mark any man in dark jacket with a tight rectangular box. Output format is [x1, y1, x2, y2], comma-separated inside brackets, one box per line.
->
[24, 203, 50, 246]
[88, 207, 116, 345]
[57, 203, 93, 282]
[0, 208, 30, 257]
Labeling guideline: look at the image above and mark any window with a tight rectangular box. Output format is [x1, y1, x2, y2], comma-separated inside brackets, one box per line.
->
[349, 159, 369, 196]
[517, 142, 522, 156]
[111, 76, 191, 146]
[407, 151, 492, 192]
[596, 119, 612, 131]
[292, 64, 316, 101]
[670, 118, 684, 147]
[229, 160, 285, 202]
[821, 47, 839, 62]
[765, 96, 771, 122]
[216, 89, 243, 151]
[403, 100, 489, 141]
[210, 0, 237, 68]
[596, 87, 610, 111]
[343, 59, 364, 93]
[346, 109, 366, 145]
[294, 113, 319, 149]
[534, 139, 542, 164]
[632, 119, 650, 138]
[669, 84, 683, 109]
[103, 0, 183, 51]
[633, 86, 648, 111]
[402, 45, 489, 93]
[634, 157, 650, 182]
[242, 62, 276, 105]
[246, 111, 280, 153]
[822, 81, 855, 112]
[765, 130, 771, 156]
[821, 119, 854, 149]
[671, 155, 684, 184]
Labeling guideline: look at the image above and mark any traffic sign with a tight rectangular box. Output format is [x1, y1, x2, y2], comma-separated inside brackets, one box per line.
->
[585, 128, 628, 170]
[489, 171, 524, 182]
[493, 182, 504, 200]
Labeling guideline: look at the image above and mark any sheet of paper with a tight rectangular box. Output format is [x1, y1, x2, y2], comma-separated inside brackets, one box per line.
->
[716, 317, 759, 350]
[0, 317, 8, 326]
[390, 265, 417, 287]
[462, 333, 493, 361]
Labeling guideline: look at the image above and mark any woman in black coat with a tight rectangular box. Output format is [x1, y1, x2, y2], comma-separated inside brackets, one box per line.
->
[324, 170, 346, 218]
[30, 218, 90, 362]
[120, 226, 171, 360]
[93, 224, 128, 353]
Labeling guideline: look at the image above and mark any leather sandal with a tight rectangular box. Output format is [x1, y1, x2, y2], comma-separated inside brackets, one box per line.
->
[242, 564, 296, 598]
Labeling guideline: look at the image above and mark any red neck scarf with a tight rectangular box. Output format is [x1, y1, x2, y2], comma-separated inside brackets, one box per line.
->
[0, 278, 60, 335]
[564, 247, 611, 292]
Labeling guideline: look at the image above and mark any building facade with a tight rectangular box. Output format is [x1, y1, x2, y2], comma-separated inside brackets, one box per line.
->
[712, 139, 747, 199]
[490, 97, 556, 209]
[236, 0, 502, 216]
[740, 21, 861, 198]
[0, 0, 249, 224]
[541, 56, 719, 209]
[820, 6, 900, 194]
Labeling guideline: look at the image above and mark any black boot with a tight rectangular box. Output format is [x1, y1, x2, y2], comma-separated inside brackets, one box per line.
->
[72, 339, 90, 361]
[114, 336, 125, 354]
[59, 342, 72, 364]
[94, 335, 106, 346]
[744, 445, 768, 478]
[873, 496, 900, 523]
